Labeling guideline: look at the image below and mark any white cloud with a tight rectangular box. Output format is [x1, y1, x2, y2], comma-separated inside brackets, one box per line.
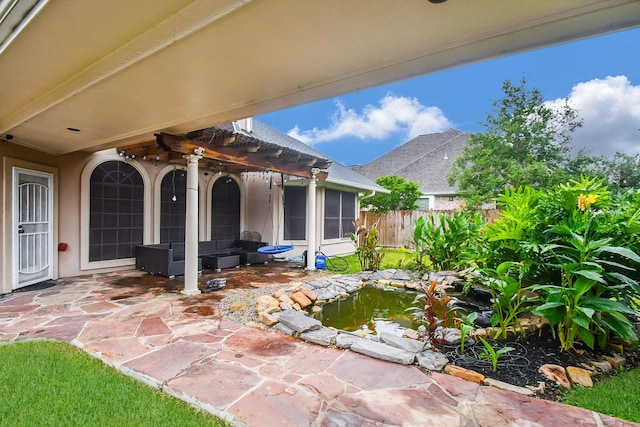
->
[287, 94, 452, 145]
[548, 76, 640, 157]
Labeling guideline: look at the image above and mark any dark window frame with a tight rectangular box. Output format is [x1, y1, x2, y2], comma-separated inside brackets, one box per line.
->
[324, 189, 356, 240]
[284, 186, 306, 241]
[211, 177, 241, 240]
[89, 160, 144, 262]
[159, 169, 188, 243]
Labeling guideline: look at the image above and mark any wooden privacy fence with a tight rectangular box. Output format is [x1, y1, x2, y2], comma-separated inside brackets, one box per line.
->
[358, 209, 501, 249]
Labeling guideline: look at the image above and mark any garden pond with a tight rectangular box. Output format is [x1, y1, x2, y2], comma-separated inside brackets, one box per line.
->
[309, 283, 493, 337]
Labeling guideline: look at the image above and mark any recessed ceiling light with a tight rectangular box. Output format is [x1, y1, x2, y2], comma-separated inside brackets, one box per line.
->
[67, 127, 80, 132]
[428, 0, 447, 3]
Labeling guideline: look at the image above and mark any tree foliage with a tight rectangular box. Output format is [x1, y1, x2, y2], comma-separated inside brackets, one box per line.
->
[363, 175, 422, 213]
[595, 153, 640, 192]
[448, 78, 584, 207]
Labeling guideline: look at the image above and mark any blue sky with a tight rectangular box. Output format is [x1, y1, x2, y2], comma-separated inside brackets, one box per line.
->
[258, 27, 640, 167]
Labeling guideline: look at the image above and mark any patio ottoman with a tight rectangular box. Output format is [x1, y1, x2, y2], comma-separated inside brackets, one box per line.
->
[202, 254, 240, 272]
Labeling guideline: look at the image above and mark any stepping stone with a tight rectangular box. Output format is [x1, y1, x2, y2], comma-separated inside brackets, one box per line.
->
[300, 327, 338, 346]
[350, 339, 416, 365]
[276, 309, 322, 333]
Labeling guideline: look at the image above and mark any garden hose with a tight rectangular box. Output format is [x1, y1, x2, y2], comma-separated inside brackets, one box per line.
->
[319, 251, 349, 273]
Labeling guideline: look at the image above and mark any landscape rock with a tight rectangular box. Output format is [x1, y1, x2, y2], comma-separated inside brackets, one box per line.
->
[604, 354, 626, 368]
[335, 332, 370, 349]
[434, 327, 463, 345]
[258, 311, 279, 326]
[379, 332, 426, 353]
[402, 329, 421, 340]
[369, 270, 395, 281]
[300, 327, 338, 346]
[539, 364, 571, 389]
[350, 339, 416, 365]
[484, 378, 535, 396]
[416, 350, 449, 371]
[300, 288, 317, 303]
[525, 381, 546, 395]
[228, 301, 248, 312]
[276, 309, 322, 333]
[290, 291, 312, 309]
[272, 322, 296, 336]
[566, 366, 593, 387]
[589, 360, 613, 373]
[444, 365, 485, 384]
[278, 294, 295, 305]
[255, 295, 280, 313]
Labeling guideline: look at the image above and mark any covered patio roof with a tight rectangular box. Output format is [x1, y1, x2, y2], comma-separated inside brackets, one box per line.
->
[116, 125, 331, 180]
[1, 1, 639, 155]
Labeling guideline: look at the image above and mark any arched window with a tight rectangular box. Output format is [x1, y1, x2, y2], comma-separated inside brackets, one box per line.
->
[211, 178, 240, 239]
[160, 169, 187, 243]
[89, 161, 144, 261]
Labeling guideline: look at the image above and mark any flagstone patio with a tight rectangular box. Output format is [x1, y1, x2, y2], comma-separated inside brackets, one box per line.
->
[1, 265, 637, 426]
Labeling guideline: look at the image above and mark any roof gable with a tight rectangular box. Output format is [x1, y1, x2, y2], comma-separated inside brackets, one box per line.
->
[351, 129, 470, 194]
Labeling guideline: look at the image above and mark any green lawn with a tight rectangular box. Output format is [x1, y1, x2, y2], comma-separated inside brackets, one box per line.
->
[326, 248, 416, 274]
[561, 367, 640, 423]
[0, 340, 227, 426]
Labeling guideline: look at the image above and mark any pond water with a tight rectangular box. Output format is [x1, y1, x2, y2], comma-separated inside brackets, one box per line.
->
[310, 284, 491, 337]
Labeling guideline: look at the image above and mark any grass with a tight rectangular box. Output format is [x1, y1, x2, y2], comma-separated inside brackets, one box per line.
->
[561, 367, 640, 423]
[326, 247, 419, 275]
[0, 340, 227, 426]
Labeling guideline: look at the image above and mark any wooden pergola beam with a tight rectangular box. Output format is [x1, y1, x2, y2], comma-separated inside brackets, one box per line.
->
[154, 133, 328, 180]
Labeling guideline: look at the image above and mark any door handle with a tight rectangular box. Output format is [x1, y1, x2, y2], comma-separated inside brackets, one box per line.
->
[17, 224, 24, 234]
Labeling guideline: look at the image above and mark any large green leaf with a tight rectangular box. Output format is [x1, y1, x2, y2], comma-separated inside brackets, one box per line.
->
[600, 312, 638, 341]
[600, 246, 640, 263]
[576, 325, 595, 349]
[531, 304, 565, 326]
[573, 269, 604, 284]
[572, 314, 591, 330]
[581, 296, 635, 314]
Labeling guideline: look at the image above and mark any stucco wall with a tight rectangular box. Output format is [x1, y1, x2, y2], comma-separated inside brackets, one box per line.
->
[2, 145, 357, 290]
[1, 143, 59, 293]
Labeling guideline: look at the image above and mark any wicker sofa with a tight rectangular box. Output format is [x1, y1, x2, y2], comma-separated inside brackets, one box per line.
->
[135, 239, 268, 277]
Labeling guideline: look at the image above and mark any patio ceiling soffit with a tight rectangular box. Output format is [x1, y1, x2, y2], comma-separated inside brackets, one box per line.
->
[116, 128, 331, 180]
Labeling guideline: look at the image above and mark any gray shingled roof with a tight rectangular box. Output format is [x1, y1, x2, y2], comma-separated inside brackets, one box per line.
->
[350, 129, 470, 194]
[215, 119, 386, 193]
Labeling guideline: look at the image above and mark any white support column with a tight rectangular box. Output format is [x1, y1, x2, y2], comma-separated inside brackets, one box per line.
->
[306, 169, 318, 270]
[182, 153, 203, 295]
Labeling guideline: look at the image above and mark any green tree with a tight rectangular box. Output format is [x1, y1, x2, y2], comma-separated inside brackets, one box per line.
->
[448, 78, 583, 207]
[363, 175, 422, 213]
[599, 152, 640, 191]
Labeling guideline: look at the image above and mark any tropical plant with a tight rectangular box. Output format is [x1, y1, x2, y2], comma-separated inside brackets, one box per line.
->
[407, 280, 453, 348]
[530, 221, 640, 351]
[413, 210, 483, 271]
[477, 336, 515, 372]
[456, 311, 478, 353]
[480, 261, 537, 339]
[350, 218, 384, 271]
[411, 216, 429, 269]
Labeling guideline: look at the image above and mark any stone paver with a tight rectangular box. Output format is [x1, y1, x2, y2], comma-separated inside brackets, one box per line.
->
[1, 268, 638, 427]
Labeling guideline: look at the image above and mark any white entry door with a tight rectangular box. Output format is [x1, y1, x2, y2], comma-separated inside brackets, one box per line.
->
[12, 168, 54, 289]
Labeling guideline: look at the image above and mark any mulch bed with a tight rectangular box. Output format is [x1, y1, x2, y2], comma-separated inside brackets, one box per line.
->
[435, 326, 640, 401]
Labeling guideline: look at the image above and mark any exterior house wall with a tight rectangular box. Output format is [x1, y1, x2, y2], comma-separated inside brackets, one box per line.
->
[1, 143, 59, 294]
[1, 143, 361, 293]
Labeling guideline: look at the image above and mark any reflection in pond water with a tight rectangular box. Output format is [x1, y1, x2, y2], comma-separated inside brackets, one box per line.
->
[310, 284, 488, 337]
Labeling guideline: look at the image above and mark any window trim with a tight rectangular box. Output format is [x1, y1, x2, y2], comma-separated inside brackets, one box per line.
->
[80, 155, 151, 270]
[154, 165, 188, 243]
[282, 184, 307, 244]
[322, 188, 356, 243]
